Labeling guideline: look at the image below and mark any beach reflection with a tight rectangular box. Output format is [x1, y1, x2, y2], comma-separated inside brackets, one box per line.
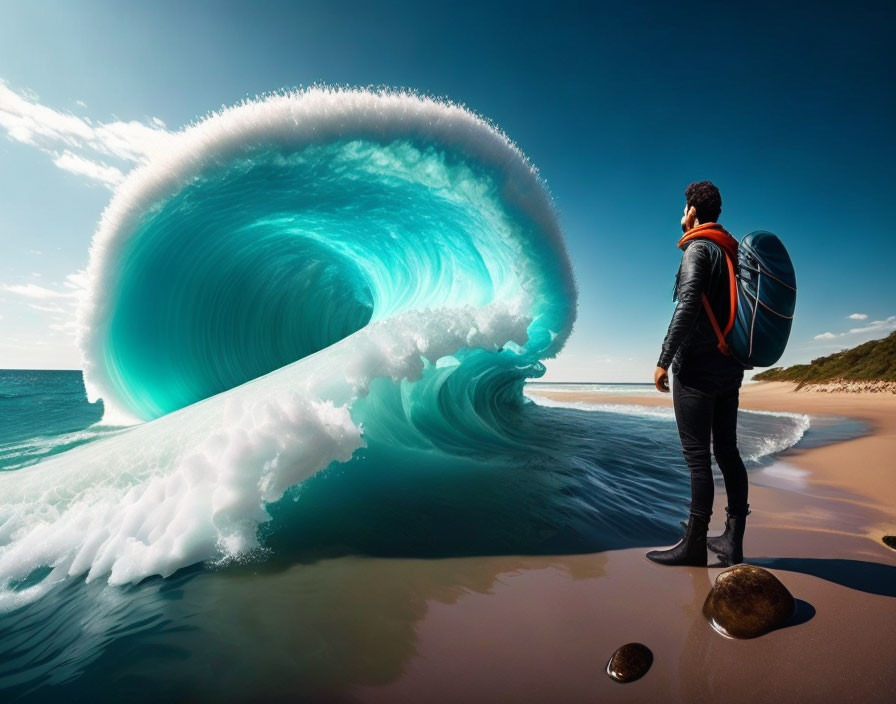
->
[0, 554, 607, 702]
[126, 555, 607, 701]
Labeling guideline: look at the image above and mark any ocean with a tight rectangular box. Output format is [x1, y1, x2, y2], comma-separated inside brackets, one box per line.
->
[0, 371, 867, 702]
[0, 89, 868, 701]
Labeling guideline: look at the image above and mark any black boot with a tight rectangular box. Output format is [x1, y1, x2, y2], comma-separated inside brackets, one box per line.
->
[646, 513, 709, 566]
[707, 505, 750, 566]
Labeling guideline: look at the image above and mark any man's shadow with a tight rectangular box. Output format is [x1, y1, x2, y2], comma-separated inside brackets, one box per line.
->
[747, 557, 896, 598]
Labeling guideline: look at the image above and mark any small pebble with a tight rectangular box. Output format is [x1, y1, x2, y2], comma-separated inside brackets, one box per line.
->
[606, 642, 653, 683]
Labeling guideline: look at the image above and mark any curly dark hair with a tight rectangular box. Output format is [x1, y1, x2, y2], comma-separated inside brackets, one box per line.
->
[685, 181, 722, 223]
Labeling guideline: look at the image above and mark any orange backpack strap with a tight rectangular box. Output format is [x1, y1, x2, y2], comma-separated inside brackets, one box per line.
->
[700, 249, 737, 356]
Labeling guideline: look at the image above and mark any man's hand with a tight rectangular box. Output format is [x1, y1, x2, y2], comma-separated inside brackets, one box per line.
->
[654, 366, 670, 393]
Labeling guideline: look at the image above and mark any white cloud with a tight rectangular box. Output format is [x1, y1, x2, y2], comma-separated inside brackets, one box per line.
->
[2, 271, 86, 354]
[63, 269, 88, 291]
[849, 315, 896, 335]
[0, 282, 76, 300]
[1, 269, 87, 303]
[812, 313, 896, 343]
[0, 78, 174, 188]
[53, 150, 124, 186]
[49, 319, 78, 336]
[28, 303, 66, 314]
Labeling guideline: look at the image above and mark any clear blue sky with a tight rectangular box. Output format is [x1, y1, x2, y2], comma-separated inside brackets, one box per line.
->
[1, 0, 893, 380]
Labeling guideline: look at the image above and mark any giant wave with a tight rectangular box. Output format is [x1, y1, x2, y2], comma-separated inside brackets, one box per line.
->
[0, 89, 815, 614]
[0, 88, 577, 609]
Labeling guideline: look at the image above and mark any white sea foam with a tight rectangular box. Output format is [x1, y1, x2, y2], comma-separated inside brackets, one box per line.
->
[0, 302, 529, 611]
[524, 393, 678, 420]
[754, 461, 810, 490]
[0, 426, 127, 469]
[526, 383, 658, 395]
[525, 391, 811, 464]
[2, 88, 579, 611]
[737, 410, 811, 462]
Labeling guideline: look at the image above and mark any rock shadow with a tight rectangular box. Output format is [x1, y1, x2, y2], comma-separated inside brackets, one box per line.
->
[779, 598, 816, 630]
[748, 557, 896, 597]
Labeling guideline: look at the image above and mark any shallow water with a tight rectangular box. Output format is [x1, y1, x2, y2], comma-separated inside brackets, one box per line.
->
[0, 371, 868, 702]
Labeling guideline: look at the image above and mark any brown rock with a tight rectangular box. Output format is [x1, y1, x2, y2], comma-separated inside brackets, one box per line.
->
[606, 642, 653, 683]
[703, 565, 795, 638]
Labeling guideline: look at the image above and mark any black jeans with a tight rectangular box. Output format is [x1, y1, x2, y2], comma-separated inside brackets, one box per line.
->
[671, 372, 749, 521]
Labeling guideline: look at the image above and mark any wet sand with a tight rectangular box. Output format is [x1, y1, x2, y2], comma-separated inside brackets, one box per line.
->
[343, 382, 896, 703]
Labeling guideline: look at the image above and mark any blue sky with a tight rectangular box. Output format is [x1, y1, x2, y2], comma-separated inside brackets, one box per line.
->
[1, 0, 893, 380]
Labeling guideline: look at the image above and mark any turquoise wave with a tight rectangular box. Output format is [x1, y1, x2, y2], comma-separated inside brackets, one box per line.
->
[0, 90, 821, 616]
[79, 89, 576, 422]
[0, 89, 578, 609]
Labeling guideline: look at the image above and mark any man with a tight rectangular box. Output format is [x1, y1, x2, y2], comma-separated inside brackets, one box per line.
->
[646, 181, 751, 567]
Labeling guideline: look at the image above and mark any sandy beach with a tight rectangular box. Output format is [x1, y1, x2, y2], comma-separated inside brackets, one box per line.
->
[343, 382, 896, 703]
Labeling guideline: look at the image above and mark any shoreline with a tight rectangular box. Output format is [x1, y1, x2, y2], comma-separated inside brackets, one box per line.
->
[349, 381, 896, 703]
[529, 380, 896, 515]
[6, 381, 894, 702]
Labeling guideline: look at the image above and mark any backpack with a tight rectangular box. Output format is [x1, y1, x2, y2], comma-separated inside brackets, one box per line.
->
[701, 231, 797, 369]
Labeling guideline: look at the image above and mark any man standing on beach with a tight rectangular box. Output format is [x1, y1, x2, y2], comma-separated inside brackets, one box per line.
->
[647, 181, 751, 567]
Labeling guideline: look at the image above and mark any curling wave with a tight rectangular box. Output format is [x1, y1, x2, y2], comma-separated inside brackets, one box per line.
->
[78, 88, 575, 422]
[0, 90, 818, 615]
[0, 89, 577, 609]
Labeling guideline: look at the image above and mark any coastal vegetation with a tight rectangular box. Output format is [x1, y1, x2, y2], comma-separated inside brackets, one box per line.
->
[754, 331, 896, 386]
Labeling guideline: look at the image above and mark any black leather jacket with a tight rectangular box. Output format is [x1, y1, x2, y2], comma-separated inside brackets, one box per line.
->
[657, 237, 742, 379]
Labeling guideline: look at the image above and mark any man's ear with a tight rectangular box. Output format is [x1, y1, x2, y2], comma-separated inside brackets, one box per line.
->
[681, 205, 695, 233]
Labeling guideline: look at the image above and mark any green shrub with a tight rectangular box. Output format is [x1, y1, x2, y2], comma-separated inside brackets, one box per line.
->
[753, 331, 896, 383]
